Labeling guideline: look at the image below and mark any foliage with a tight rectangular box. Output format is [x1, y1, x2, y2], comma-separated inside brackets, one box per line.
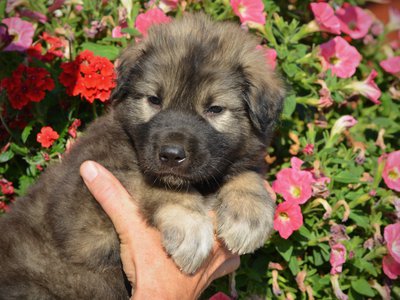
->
[1, 0, 399, 299]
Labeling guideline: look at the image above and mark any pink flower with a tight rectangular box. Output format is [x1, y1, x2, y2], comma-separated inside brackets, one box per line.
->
[209, 292, 231, 300]
[256, 45, 277, 70]
[331, 115, 358, 137]
[384, 223, 400, 263]
[380, 56, 400, 77]
[310, 3, 341, 35]
[303, 144, 314, 155]
[0, 179, 14, 195]
[272, 157, 315, 204]
[380, 151, 400, 192]
[19, 8, 48, 24]
[111, 26, 128, 38]
[382, 254, 400, 279]
[336, 5, 373, 39]
[230, 0, 265, 28]
[159, 0, 179, 13]
[330, 243, 347, 274]
[320, 36, 361, 78]
[135, 8, 171, 37]
[273, 200, 303, 239]
[1, 17, 34, 52]
[345, 69, 381, 104]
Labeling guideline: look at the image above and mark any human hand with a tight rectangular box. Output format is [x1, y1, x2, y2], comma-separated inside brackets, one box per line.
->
[80, 161, 240, 299]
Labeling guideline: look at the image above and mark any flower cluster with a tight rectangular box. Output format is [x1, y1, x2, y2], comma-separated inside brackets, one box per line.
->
[1, 65, 55, 109]
[59, 50, 116, 103]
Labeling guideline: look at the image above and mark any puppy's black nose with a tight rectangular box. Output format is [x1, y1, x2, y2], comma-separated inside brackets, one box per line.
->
[159, 145, 186, 165]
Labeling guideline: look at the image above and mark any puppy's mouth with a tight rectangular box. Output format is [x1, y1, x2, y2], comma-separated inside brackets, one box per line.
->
[148, 171, 192, 188]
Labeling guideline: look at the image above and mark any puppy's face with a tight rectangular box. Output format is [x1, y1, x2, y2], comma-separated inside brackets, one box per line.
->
[112, 15, 284, 187]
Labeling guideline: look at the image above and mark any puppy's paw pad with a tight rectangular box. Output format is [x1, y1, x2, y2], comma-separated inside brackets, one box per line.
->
[157, 206, 214, 274]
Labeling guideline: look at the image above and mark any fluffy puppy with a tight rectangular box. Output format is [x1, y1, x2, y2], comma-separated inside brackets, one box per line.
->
[0, 14, 284, 299]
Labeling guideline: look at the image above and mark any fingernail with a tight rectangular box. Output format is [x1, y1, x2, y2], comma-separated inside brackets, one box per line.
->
[81, 161, 98, 182]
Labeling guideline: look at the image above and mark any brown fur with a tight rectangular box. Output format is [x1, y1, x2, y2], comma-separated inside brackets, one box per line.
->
[0, 14, 284, 299]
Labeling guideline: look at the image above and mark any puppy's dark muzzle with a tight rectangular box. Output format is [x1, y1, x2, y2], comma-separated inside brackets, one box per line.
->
[159, 144, 186, 166]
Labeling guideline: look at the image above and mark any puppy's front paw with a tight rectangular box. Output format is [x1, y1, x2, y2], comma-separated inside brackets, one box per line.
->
[155, 205, 214, 274]
[216, 173, 276, 255]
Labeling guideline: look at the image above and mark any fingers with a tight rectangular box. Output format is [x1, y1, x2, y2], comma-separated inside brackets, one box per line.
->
[79, 161, 141, 234]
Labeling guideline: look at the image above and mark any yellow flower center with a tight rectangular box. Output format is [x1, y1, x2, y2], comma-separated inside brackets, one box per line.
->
[330, 56, 340, 65]
[388, 167, 400, 181]
[290, 186, 302, 198]
[279, 212, 289, 221]
[238, 4, 246, 15]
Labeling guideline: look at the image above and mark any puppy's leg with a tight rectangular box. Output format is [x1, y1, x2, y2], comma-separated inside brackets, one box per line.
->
[216, 172, 275, 254]
[132, 181, 214, 274]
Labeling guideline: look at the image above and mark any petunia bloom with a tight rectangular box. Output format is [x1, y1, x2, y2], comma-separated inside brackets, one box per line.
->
[256, 45, 277, 70]
[382, 254, 400, 279]
[330, 275, 348, 300]
[380, 56, 400, 77]
[159, 0, 179, 13]
[273, 200, 303, 239]
[310, 3, 341, 35]
[336, 5, 373, 39]
[1, 17, 34, 52]
[384, 223, 400, 263]
[380, 151, 400, 192]
[330, 115, 357, 137]
[272, 157, 315, 204]
[230, 0, 265, 29]
[344, 69, 381, 104]
[37, 127, 59, 148]
[135, 8, 171, 37]
[319, 36, 361, 78]
[209, 292, 231, 300]
[330, 243, 347, 274]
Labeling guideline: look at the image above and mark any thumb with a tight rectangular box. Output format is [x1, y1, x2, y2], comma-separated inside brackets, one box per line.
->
[79, 160, 141, 235]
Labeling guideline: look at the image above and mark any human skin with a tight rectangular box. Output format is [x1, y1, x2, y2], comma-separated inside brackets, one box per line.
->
[80, 160, 241, 299]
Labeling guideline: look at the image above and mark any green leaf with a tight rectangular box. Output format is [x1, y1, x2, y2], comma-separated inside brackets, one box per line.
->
[121, 27, 141, 36]
[16, 175, 35, 196]
[351, 278, 375, 297]
[81, 42, 120, 60]
[275, 239, 293, 262]
[0, 150, 14, 163]
[282, 95, 296, 118]
[10, 143, 29, 156]
[21, 124, 33, 143]
[333, 168, 363, 184]
[288, 256, 299, 275]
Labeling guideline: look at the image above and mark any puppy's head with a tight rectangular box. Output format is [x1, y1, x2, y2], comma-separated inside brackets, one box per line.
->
[112, 14, 285, 187]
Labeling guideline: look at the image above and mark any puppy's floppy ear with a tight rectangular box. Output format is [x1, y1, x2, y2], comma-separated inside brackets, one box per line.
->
[243, 69, 285, 137]
[110, 43, 146, 103]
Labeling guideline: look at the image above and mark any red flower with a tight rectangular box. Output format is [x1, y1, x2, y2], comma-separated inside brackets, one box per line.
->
[319, 36, 361, 78]
[209, 292, 231, 300]
[68, 119, 82, 138]
[273, 200, 303, 239]
[37, 126, 59, 148]
[0, 179, 14, 195]
[1, 64, 55, 110]
[59, 50, 116, 103]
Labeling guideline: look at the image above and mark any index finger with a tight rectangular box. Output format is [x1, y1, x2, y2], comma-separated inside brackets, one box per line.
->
[80, 161, 143, 233]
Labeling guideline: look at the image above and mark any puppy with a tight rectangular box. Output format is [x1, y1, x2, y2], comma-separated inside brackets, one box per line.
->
[0, 14, 284, 299]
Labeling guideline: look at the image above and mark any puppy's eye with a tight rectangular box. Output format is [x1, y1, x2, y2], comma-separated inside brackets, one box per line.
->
[206, 106, 224, 114]
[148, 96, 162, 106]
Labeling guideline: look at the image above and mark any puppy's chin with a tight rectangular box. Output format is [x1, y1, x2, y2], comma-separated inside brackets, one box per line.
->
[150, 172, 190, 188]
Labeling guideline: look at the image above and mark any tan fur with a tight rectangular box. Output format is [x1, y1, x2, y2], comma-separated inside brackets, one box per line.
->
[0, 14, 284, 298]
